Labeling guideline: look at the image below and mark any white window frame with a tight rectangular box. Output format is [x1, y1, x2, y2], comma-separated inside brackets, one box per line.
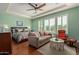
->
[38, 14, 68, 34]
[49, 18, 56, 32]
[44, 20, 49, 31]
[57, 14, 68, 34]
[38, 20, 41, 31]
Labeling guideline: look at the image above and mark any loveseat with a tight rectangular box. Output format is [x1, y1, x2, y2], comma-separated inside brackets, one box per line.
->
[28, 32, 52, 48]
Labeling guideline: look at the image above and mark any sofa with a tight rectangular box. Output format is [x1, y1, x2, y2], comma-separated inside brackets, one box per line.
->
[28, 32, 52, 48]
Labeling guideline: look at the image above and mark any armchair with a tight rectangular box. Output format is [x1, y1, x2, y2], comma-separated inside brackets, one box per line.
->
[57, 30, 68, 40]
[57, 30, 77, 47]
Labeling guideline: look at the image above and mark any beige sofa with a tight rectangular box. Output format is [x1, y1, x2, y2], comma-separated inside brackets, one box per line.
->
[28, 32, 52, 48]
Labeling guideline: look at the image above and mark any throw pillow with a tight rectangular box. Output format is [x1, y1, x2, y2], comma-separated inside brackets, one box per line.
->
[39, 32, 44, 36]
[35, 32, 40, 37]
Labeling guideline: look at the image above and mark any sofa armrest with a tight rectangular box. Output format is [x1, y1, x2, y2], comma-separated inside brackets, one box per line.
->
[28, 36, 39, 41]
[28, 36, 39, 47]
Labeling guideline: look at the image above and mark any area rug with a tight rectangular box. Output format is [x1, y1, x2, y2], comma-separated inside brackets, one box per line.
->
[37, 43, 76, 55]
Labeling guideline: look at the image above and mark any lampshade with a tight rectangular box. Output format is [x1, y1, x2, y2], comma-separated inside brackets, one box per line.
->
[28, 27, 31, 29]
[3, 25, 9, 28]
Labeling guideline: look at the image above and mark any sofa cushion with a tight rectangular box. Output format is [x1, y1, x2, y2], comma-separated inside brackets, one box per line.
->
[29, 32, 40, 37]
[44, 36, 51, 39]
[44, 32, 51, 35]
[39, 36, 51, 41]
[29, 32, 36, 36]
[34, 32, 40, 37]
[39, 32, 45, 36]
[44, 32, 49, 35]
[39, 36, 47, 40]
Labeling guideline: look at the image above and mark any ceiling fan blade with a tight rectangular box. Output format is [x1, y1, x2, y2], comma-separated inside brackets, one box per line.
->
[38, 9, 43, 11]
[28, 3, 36, 9]
[37, 3, 46, 9]
[34, 9, 37, 13]
[26, 9, 35, 11]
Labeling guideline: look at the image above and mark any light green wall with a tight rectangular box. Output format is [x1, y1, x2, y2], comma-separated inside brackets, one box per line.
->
[0, 12, 31, 28]
[0, 7, 79, 40]
[32, 6, 79, 40]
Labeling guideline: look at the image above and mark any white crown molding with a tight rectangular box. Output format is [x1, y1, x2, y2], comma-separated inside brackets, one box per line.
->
[6, 3, 32, 19]
[32, 4, 79, 19]
[6, 4, 79, 19]
[6, 10, 32, 19]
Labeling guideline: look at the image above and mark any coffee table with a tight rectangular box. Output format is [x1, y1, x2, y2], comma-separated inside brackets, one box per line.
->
[50, 38, 64, 51]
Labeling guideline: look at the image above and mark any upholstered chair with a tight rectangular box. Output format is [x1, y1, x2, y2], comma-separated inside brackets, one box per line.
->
[57, 30, 68, 40]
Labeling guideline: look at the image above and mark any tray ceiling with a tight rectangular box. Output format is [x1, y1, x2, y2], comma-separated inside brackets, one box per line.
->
[0, 3, 79, 19]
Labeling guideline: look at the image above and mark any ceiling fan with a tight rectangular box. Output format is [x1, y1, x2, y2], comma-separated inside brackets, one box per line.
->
[27, 3, 46, 13]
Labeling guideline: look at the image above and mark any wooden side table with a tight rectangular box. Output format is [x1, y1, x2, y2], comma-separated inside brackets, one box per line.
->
[0, 32, 12, 54]
[66, 38, 77, 47]
[75, 41, 79, 54]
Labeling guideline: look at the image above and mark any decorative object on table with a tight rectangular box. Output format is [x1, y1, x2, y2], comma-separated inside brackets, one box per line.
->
[3, 25, 9, 32]
[0, 25, 3, 33]
[0, 25, 10, 32]
[55, 38, 58, 41]
[16, 21, 23, 26]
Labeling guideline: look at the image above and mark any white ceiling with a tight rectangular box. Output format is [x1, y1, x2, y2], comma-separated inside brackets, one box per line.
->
[0, 3, 8, 12]
[0, 3, 79, 19]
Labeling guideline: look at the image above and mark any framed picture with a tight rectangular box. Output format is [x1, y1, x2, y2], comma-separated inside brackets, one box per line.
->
[16, 21, 23, 26]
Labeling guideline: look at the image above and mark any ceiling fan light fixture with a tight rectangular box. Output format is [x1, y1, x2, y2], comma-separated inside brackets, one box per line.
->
[27, 3, 46, 13]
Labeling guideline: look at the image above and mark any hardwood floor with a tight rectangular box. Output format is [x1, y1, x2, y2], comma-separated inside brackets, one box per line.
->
[11, 40, 77, 55]
[12, 40, 42, 55]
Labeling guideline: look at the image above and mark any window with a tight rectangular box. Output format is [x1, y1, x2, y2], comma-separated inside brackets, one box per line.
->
[49, 18, 56, 33]
[57, 15, 68, 34]
[40, 21, 43, 31]
[38, 21, 41, 31]
[57, 16, 62, 30]
[62, 15, 67, 26]
[62, 15, 68, 33]
[37, 14, 68, 34]
[38, 20, 43, 31]
[44, 20, 49, 31]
